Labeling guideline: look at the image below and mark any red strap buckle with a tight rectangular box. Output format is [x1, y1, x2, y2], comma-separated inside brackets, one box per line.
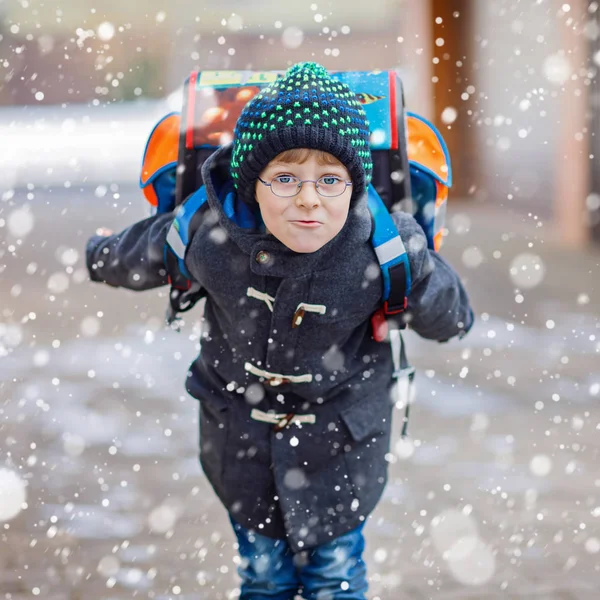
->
[371, 308, 388, 342]
[383, 297, 407, 316]
[372, 298, 408, 342]
[167, 275, 192, 291]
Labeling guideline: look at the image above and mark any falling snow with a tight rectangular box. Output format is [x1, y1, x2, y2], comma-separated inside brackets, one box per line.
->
[0, 1, 598, 597]
[0, 468, 27, 521]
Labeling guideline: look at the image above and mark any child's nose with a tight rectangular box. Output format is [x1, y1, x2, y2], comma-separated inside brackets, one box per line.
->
[296, 182, 321, 208]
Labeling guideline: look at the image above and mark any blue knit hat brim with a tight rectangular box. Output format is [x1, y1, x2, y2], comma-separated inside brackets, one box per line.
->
[237, 127, 366, 206]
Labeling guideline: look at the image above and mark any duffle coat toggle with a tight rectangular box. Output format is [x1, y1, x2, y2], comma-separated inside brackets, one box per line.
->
[247, 286, 326, 329]
[292, 302, 327, 328]
[244, 362, 313, 385]
[250, 408, 317, 430]
[247, 287, 275, 312]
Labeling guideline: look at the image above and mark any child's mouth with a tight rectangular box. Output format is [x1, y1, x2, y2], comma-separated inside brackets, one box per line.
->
[290, 220, 322, 228]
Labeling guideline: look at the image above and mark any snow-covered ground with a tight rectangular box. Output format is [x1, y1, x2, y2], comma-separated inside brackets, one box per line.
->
[0, 97, 181, 189]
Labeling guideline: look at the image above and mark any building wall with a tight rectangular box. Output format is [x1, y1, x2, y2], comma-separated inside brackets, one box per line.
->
[470, 0, 563, 217]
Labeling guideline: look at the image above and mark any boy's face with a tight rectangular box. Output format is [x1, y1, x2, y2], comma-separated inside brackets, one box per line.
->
[255, 150, 352, 254]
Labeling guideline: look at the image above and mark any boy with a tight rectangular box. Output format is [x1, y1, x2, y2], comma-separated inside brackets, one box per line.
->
[86, 62, 473, 600]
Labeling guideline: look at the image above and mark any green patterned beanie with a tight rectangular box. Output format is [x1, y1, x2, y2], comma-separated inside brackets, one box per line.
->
[230, 62, 373, 205]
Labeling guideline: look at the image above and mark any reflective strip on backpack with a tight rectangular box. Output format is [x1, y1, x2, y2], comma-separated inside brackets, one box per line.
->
[433, 194, 447, 236]
[165, 185, 209, 281]
[166, 224, 186, 260]
[374, 236, 407, 266]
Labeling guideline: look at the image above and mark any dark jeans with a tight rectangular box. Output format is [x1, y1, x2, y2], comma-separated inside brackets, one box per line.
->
[230, 515, 368, 600]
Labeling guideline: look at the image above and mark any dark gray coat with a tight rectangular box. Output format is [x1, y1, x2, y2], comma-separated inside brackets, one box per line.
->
[87, 145, 473, 552]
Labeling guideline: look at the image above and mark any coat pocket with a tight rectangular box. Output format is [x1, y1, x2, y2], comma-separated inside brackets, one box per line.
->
[340, 396, 390, 442]
[340, 394, 393, 497]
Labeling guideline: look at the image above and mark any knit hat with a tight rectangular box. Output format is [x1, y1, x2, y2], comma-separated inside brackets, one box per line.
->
[230, 62, 373, 205]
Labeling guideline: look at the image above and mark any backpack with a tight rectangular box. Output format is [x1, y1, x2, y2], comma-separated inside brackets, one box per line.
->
[140, 69, 452, 435]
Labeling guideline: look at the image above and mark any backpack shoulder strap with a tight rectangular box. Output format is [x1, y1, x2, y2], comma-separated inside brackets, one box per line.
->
[367, 184, 412, 315]
[164, 185, 210, 327]
[368, 184, 415, 435]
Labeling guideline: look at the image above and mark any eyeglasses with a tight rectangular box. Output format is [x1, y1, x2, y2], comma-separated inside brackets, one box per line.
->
[257, 175, 352, 198]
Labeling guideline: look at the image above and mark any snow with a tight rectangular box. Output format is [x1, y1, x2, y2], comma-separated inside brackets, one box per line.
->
[0, 5, 598, 595]
[97, 22, 116, 42]
[80, 316, 101, 337]
[283, 468, 308, 490]
[509, 253, 546, 288]
[47, 272, 70, 294]
[429, 509, 496, 585]
[148, 501, 182, 534]
[97, 555, 120, 577]
[394, 437, 415, 460]
[529, 454, 553, 477]
[62, 433, 87, 457]
[585, 537, 600, 554]
[7, 206, 34, 237]
[462, 246, 485, 269]
[282, 27, 305, 49]
[244, 382, 266, 406]
[430, 508, 478, 556]
[446, 539, 496, 586]
[543, 53, 572, 85]
[441, 107, 458, 124]
[57, 247, 80, 267]
[0, 468, 27, 522]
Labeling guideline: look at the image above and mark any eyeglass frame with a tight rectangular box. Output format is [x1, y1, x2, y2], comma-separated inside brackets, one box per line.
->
[257, 175, 353, 198]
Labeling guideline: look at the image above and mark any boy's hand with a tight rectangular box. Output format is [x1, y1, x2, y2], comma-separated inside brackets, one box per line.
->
[85, 213, 173, 290]
[87, 228, 116, 285]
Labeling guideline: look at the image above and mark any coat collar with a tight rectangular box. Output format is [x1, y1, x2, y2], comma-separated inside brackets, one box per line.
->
[201, 144, 373, 278]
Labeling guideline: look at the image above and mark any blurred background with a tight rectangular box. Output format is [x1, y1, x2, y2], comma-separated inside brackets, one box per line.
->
[0, 1, 599, 599]
[1, 0, 599, 244]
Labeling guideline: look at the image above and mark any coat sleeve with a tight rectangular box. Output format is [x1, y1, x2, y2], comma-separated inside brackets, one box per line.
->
[391, 212, 475, 341]
[85, 213, 174, 290]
